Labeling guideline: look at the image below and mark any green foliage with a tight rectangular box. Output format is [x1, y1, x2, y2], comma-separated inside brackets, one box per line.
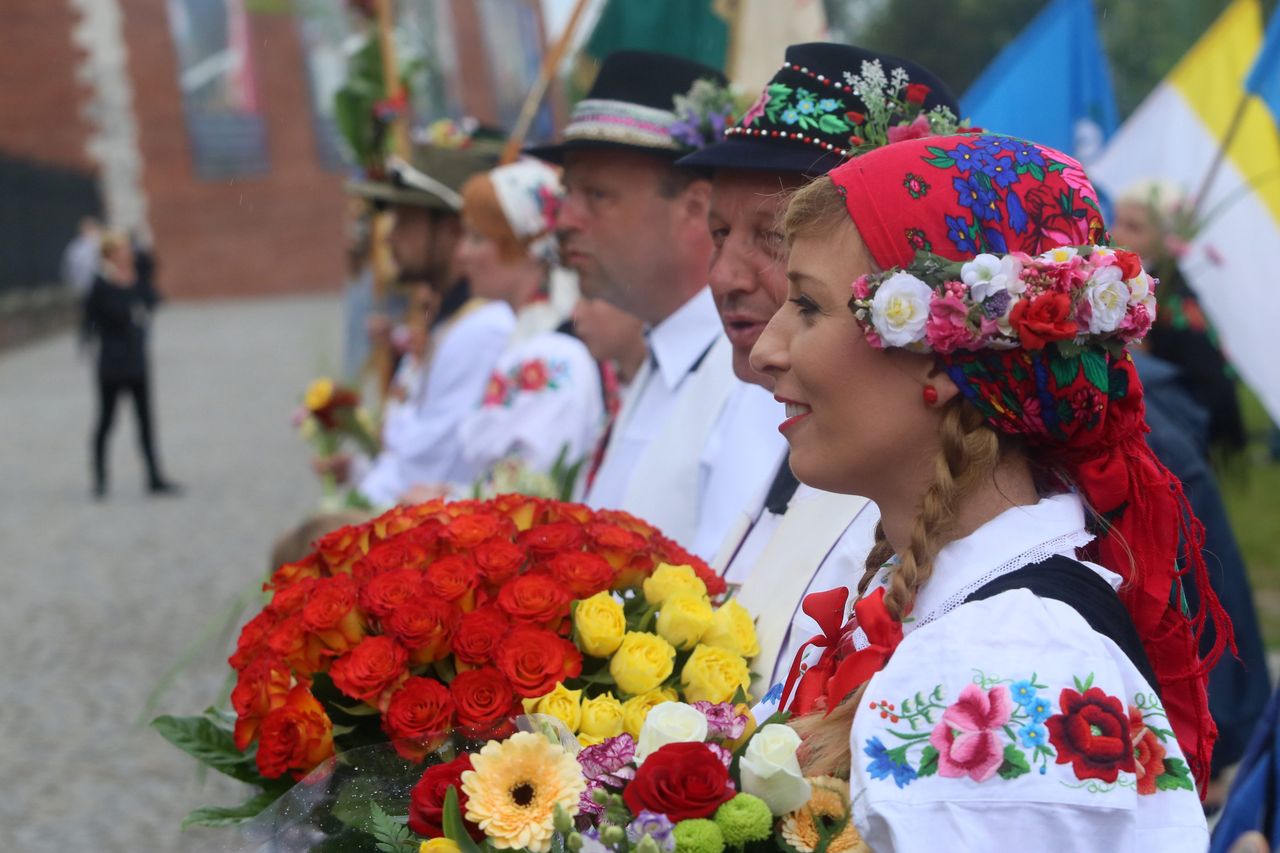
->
[443, 786, 485, 853]
[368, 802, 419, 853]
[997, 743, 1031, 780]
[151, 712, 260, 785]
[182, 790, 282, 829]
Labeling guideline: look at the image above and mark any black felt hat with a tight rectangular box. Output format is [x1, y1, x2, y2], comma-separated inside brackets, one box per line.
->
[677, 42, 959, 177]
[526, 50, 728, 163]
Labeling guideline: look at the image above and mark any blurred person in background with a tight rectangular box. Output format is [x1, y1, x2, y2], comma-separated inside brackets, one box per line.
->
[82, 231, 179, 498]
[62, 216, 101, 299]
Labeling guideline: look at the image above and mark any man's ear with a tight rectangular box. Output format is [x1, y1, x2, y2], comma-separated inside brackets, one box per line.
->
[681, 178, 712, 223]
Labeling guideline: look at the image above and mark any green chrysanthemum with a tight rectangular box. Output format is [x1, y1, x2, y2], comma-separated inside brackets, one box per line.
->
[713, 793, 773, 846]
[673, 818, 726, 853]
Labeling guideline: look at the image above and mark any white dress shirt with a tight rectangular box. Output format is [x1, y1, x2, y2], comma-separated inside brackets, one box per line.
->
[358, 300, 515, 504]
[584, 287, 724, 513]
[840, 494, 1207, 852]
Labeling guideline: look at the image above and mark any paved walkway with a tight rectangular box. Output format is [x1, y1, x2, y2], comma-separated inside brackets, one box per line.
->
[0, 294, 343, 851]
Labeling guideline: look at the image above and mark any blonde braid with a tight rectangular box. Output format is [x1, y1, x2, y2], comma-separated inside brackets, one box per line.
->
[791, 399, 1002, 776]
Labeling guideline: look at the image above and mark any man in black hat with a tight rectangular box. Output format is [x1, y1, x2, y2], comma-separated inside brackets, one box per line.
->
[325, 135, 515, 504]
[676, 42, 961, 693]
[531, 51, 783, 556]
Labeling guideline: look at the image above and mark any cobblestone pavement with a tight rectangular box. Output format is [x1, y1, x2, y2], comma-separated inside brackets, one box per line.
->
[0, 295, 342, 851]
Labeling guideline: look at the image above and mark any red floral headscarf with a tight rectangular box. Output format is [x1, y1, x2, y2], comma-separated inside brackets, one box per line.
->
[827, 133, 1232, 789]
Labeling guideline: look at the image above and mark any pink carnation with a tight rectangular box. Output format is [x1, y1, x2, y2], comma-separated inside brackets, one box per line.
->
[887, 114, 932, 145]
[928, 684, 1013, 783]
[852, 274, 873, 300]
[925, 293, 981, 354]
[1120, 303, 1153, 340]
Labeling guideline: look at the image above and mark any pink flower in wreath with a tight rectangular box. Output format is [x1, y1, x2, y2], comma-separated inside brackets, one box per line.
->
[929, 683, 1013, 782]
[925, 292, 981, 354]
[887, 114, 932, 145]
[742, 90, 771, 127]
[852, 274, 873, 300]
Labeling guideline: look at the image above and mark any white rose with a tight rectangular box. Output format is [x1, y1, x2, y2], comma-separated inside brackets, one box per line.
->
[963, 254, 1025, 302]
[1085, 266, 1128, 333]
[635, 702, 707, 764]
[870, 272, 933, 348]
[739, 724, 812, 815]
[1127, 270, 1157, 314]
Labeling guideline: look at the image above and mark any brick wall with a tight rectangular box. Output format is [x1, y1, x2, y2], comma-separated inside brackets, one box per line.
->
[119, 0, 346, 300]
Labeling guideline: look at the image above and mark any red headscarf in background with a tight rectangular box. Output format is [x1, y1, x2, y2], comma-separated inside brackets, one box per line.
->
[827, 133, 1233, 789]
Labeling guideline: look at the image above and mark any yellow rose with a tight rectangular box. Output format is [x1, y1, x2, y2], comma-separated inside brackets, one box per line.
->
[702, 600, 761, 659]
[681, 644, 752, 704]
[574, 592, 627, 658]
[609, 632, 677, 696]
[304, 378, 334, 411]
[420, 840, 461, 853]
[642, 563, 707, 606]
[655, 593, 714, 651]
[621, 687, 680, 739]
[524, 683, 582, 732]
[579, 693, 625, 741]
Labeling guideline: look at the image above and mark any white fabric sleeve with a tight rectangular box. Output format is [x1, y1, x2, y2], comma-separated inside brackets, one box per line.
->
[849, 590, 1208, 853]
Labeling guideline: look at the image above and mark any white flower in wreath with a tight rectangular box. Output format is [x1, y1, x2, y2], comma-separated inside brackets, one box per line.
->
[1127, 270, 1157, 314]
[1039, 246, 1079, 264]
[962, 253, 1024, 302]
[870, 272, 933, 348]
[1084, 265, 1129, 333]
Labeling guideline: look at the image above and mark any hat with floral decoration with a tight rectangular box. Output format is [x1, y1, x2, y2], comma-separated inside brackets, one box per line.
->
[525, 50, 730, 163]
[347, 119, 505, 211]
[677, 42, 959, 176]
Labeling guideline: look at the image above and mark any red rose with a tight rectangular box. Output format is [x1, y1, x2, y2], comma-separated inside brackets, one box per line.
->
[386, 599, 459, 665]
[546, 552, 616, 599]
[1115, 249, 1144, 280]
[451, 606, 510, 666]
[229, 609, 277, 670]
[267, 577, 316, 618]
[497, 573, 571, 626]
[353, 539, 427, 582]
[518, 522, 587, 558]
[359, 567, 424, 619]
[1008, 292, 1077, 350]
[315, 523, 370, 571]
[623, 742, 735, 821]
[491, 494, 546, 530]
[230, 655, 292, 750]
[473, 541, 527, 586]
[1045, 686, 1136, 783]
[451, 666, 519, 735]
[1128, 705, 1167, 795]
[383, 676, 456, 761]
[905, 82, 931, 104]
[495, 627, 583, 697]
[844, 110, 866, 124]
[255, 685, 334, 780]
[542, 501, 595, 524]
[409, 755, 482, 839]
[445, 512, 514, 549]
[301, 575, 365, 652]
[266, 615, 330, 674]
[329, 635, 409, 705]
[424, 555, 481, 611]
[267, 553, 324, 591]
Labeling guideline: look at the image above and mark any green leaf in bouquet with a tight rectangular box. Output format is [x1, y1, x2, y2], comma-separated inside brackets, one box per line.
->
[181, 789, 281, 829]
[332, 701, 382, 718]
[442, 786, 484, 853]
[152, 714, 261, 784]
[368, 802, 419, 853]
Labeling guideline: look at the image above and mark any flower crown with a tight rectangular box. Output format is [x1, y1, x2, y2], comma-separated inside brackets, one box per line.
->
[851, 245, 1157, 356]
[669, 78, 739, 151]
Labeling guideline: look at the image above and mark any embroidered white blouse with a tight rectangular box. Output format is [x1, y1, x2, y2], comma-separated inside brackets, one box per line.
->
[845, 493, 1208, 852]
[457, 329, 604, 481]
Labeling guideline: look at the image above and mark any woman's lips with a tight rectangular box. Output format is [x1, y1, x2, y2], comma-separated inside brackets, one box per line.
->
[775, 397, 812, 433]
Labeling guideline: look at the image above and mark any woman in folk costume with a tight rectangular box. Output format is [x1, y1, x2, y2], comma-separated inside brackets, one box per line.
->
[751, 133, 1233, 850]
[452, 159, 603, 484]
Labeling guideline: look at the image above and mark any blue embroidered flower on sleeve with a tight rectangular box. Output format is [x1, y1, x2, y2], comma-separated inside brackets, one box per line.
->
[864, 736, 919, 789]
[1018, 722, 1049, 749]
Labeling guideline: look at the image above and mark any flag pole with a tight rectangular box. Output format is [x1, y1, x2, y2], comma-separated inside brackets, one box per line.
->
[500, 0, 595, 164]
[1192, 91, 1250, 216]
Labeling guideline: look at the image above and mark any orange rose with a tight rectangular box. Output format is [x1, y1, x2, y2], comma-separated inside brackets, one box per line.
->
[314, 523, 370, 572]
[359, 567, 424, 619]
[386, 599, 459, 666]
[267, 578, 317, 618]
[451, 606, 510, 667]
[329, 636, 409, 706]
[542, 501, 595, 525]
[547, 552, 616, 599]
[518, 522, 587, 558]
[473, 541, 527, 587]
[229, 609, 277, 670]
[266, 615, 331, 674]
[267, 553, 324, 591]
[490, 494, 546, 531]
[445, 512, 514, 549]
[301, 575, 365, 653]
[353, 540, 428, 582]
[255, 685, 334, 780]
[495, 627, 583, 698]
[424, 555, 480, 611]
[230, 655, 292, 750]
[497, 573, 571, 627]
[383, 676, 456, 762]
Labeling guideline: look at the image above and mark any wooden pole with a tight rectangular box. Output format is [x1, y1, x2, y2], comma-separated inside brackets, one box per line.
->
[500, 0, 595, 164]
[1192, 91, 1250, 217]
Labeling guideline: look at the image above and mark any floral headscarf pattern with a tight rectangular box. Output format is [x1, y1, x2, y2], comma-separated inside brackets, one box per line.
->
[826, 133, 1232, 791]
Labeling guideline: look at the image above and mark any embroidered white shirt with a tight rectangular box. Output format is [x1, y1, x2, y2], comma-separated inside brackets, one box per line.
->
[583, 286, 726, 515]
[846, 493, 1207, 852]
[358, 300, 515, 504]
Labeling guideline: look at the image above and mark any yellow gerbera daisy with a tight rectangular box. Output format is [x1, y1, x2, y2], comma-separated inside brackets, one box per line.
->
[460, 731, 586, 853]
[779, 776, 869, 853]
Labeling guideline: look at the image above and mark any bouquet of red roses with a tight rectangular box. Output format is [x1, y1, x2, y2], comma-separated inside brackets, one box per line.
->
[155, 496, 751, 833]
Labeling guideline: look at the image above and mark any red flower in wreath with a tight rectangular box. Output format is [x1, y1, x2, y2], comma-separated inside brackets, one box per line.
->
[517, 359, 551, 391]
[1045, 686, 1136, 783]
[905, 83, 932, 104]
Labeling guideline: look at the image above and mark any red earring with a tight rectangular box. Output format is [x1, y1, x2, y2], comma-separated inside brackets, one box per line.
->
[922, 385, 939, 406]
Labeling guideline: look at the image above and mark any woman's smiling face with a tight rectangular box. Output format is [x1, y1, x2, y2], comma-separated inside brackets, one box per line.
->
[749, 222, 945, 498]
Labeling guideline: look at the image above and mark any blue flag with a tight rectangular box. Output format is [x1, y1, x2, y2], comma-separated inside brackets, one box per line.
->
[1246, 6, 1280, 123]
[962, 0, 1118, 162]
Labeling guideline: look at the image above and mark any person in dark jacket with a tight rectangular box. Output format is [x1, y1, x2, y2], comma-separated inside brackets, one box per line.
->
[82, 232, 178, 498]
